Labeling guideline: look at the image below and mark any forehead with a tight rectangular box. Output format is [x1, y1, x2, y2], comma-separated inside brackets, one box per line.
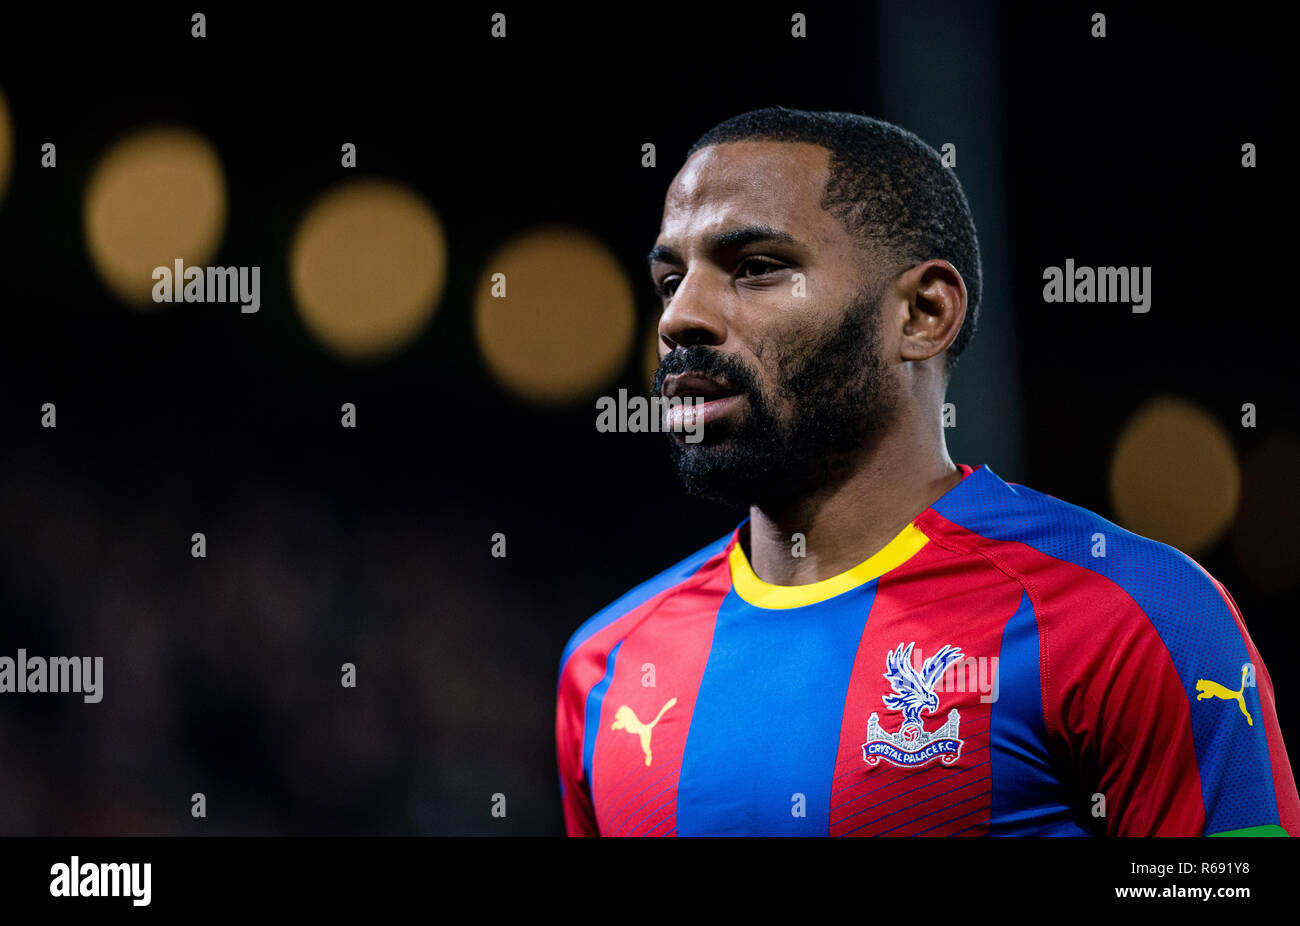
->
[659, 140, 841, 247]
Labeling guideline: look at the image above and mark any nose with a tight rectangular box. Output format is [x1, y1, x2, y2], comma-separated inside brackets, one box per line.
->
[657, 268, 727, 353]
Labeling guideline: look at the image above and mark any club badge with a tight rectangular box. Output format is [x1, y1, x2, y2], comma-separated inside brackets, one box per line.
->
[862, 641, 965, 770]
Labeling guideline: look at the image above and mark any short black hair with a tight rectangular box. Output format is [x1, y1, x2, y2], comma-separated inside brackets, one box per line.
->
[687, 107, 981, 376]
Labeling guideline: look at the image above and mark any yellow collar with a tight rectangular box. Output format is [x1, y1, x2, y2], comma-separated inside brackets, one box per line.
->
[728, 522, 929, 609]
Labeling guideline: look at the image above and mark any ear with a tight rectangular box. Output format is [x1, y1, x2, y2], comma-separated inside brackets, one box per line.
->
[896, 259, 967, 364]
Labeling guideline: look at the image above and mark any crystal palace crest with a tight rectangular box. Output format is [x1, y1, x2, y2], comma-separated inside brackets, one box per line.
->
[862, 642, 965, 770]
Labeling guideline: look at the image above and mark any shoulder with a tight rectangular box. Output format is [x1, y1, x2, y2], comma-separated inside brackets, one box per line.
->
[931, 466, 1243, 654]
[557, 528, 737, 682]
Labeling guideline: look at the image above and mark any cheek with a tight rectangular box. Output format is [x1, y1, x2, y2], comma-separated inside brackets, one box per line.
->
[748, 309, 837, 383]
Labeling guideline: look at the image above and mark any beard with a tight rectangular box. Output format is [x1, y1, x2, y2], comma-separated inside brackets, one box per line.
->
[652, 282, 898, 510]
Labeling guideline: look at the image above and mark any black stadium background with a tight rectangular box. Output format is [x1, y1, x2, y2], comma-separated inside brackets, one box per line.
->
[0, 3, 1292, 838]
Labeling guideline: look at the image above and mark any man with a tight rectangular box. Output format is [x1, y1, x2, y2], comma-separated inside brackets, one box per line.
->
[555, 107, 1299, 836]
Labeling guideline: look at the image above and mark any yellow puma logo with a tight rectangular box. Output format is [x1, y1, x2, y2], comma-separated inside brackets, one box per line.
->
[1195, 665, 1253, 726]
[611, 697, 677, 766]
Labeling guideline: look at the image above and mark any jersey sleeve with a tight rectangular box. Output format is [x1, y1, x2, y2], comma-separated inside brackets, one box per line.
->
[1044, 558, 1300, 836]
[556, 651, 600, 836]
[552, 531, 738, 836]
[1195, 578, 1299, 836]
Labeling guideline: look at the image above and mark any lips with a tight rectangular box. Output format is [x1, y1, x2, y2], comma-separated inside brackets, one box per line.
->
[661, 372, 745, 435]
[662, 372, 738, 402]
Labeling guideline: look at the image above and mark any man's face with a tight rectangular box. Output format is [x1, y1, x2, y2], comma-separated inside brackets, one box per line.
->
[650, 140, 900, 509]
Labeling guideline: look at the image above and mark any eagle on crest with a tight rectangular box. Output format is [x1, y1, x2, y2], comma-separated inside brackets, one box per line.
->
[882, 641, 964, 725]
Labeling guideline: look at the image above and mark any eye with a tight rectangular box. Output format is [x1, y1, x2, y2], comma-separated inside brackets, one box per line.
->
[737, 256, 784, 279]
[656, 275, 681, 299]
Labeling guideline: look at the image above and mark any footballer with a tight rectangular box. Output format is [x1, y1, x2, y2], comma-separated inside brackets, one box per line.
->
[555, 108, 1300, 836]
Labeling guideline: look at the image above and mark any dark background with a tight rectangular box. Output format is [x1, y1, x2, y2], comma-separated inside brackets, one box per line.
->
[0, 3, 1292, 834]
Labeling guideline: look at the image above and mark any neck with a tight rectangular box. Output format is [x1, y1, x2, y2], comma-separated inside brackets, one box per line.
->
[744, 408, 962, 586]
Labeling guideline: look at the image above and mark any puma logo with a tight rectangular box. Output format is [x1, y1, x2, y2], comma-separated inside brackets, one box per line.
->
[610, 697, 677, 766]
[1195, 665, 1253, 726]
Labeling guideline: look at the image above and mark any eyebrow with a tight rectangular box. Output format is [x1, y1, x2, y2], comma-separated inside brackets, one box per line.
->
[647, 224, 802, 270]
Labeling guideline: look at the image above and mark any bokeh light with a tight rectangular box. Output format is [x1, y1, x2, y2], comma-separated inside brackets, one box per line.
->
[0, 86, 12, 207]
[474, 226, 636, 405]
[1109, 395, 1240, 554]
[83, 126, 227, 307]
[290, 179, 447, 361]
